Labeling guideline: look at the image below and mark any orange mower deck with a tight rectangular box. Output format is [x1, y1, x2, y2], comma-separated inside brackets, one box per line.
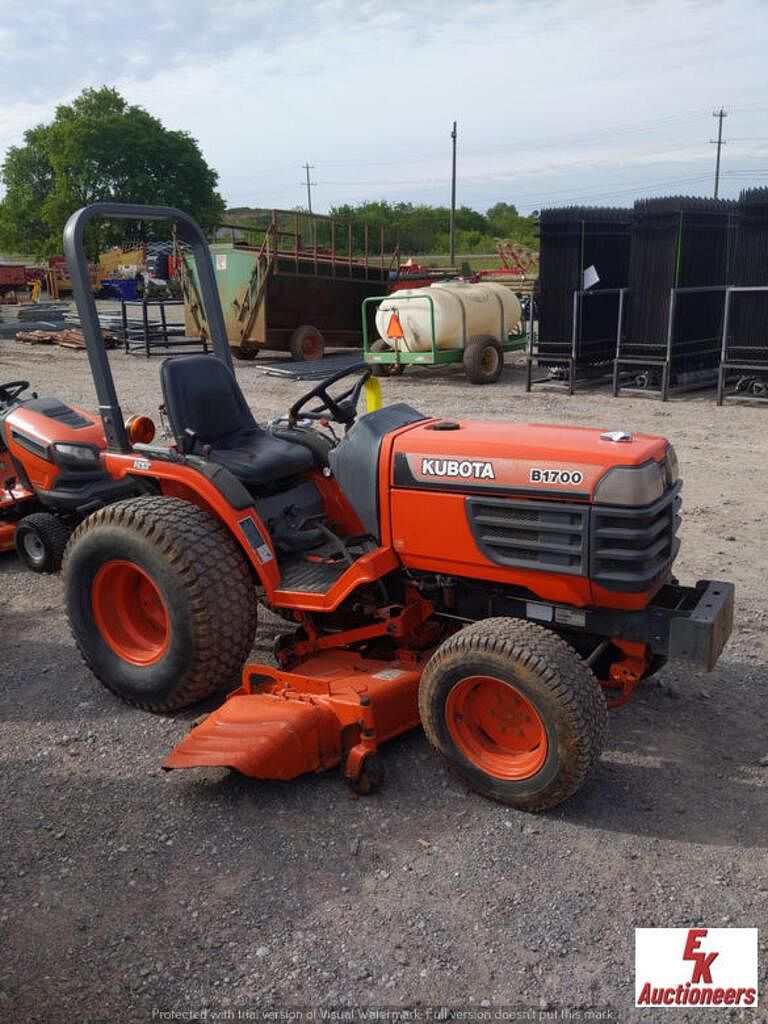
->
[163, 649, 427, 785]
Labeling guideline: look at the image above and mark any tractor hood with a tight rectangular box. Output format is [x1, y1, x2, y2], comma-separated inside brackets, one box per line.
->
[392, 419, 675, 504]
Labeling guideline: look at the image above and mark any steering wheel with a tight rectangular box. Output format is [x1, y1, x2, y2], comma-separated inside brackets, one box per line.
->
[0, 380, 29, 404]
[288, 363, 371, 429]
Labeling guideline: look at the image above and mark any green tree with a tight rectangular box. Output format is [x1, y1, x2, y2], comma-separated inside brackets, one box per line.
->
[327, 199, 538, 256]
[486, 202, 538, 249]
[0, 87, 225, 257]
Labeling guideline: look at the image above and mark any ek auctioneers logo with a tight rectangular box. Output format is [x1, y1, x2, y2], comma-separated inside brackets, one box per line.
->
[635, 928, 758, 1008]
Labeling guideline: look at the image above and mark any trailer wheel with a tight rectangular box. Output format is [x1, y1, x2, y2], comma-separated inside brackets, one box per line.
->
[418, 618, 607, 811]
[370, 338, 405, 377]
[290, 325, 325, 362]
[63, 496, 257, 712]
[15, 513, 71, 573]
[463, 335, 504, 384]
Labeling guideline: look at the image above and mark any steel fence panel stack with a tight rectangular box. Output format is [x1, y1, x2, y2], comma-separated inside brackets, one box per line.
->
[614, 196, 737, 398]
[528, 206, 631, 392]
[717, 188, 768, 403]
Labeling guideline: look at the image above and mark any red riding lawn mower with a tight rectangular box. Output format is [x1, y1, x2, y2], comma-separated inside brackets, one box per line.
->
[0, 379, 141, 572]
[26, 202, 735, 811]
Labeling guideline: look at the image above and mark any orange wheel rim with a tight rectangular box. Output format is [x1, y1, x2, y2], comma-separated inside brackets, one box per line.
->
[91, 560, 170, 666]
[445, 675, 547, 780]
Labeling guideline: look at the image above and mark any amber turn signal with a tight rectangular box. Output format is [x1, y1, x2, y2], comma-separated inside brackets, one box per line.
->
[126, 414, 156, 445]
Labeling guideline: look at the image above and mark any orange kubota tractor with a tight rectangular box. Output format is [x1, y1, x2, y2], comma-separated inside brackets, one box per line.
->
[42, 203, 734, 811]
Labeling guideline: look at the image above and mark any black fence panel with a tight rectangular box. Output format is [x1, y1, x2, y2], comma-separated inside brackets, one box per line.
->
[537, 206, 631, 369]
[730, 188, 768, 358]
[528, 207, 632, 392]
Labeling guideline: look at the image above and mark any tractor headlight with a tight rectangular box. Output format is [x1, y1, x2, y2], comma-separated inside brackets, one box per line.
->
[51, 442, 101, 468]
[593, 460, 665, 507]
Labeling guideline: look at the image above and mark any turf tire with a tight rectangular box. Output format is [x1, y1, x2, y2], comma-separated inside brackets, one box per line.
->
[418, 617, 607, 811]
[63, 496, 257, 711]
[15, 512, 71, 573]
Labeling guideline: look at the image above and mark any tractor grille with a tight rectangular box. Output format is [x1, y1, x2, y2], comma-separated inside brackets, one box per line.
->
[466, 497, 588, 575]
[466, 485, 682, 591]
[590, 481, 682, 592]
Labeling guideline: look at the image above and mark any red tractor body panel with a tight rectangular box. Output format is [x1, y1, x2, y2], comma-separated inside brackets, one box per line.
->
[3, 403, 105, 491]
[387, 420, 673, 610]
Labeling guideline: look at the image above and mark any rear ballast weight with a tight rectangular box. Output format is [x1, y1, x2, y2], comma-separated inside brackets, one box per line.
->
[56, 202, 735, 813]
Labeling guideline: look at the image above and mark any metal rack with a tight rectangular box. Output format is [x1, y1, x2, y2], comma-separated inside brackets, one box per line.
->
[613, 285, 728, 400]
[120, 299, 206, 358]
[717, 285, 768, 404]
[526, 287, 626, 394]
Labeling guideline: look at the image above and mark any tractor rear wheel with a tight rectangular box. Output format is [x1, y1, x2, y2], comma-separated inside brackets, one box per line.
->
[418, 618, 607, 811]
[15, 512, 71, 573]
[289, 324, 325, 362]
[63, 496, 257, 712]
[370, 338, 405, 377]
[463, 335, 504, 384]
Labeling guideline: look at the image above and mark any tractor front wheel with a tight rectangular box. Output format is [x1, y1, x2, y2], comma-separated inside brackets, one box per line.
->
[418, 618, 607, 811]
[63, 496, 258, 712]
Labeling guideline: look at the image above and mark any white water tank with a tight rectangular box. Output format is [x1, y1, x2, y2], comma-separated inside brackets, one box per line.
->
[374, 281, 522, 352]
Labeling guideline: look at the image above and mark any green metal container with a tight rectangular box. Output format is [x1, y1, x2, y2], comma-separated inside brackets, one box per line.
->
[181, 211, 394, 361]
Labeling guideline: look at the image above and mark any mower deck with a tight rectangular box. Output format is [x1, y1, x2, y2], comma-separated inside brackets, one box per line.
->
[163, 649, 428, 784]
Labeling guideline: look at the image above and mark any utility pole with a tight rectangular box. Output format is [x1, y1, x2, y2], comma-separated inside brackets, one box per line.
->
[301, 162, 316, 213]
[449, 121, 457, 267]
[710, 109, 727, 199]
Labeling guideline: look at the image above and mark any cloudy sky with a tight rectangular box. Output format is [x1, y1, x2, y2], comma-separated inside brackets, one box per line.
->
[0, 0, 766, 214]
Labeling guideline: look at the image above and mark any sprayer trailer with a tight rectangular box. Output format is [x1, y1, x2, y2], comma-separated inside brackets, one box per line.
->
[54, 203, 734, 812]
[364, 281, 527, 384]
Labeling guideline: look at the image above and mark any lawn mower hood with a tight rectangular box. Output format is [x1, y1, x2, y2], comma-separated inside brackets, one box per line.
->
[2, 395, 106, 489]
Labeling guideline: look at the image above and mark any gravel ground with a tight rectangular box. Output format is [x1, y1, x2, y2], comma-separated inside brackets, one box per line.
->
[1, 321, 766, 1024]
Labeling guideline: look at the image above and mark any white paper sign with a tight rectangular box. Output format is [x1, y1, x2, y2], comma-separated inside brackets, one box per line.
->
[215, 254, 227, 271]
[583, 264, 600, 289]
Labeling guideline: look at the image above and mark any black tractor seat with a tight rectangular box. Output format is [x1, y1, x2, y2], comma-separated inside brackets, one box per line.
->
[160, 355, 313, 488]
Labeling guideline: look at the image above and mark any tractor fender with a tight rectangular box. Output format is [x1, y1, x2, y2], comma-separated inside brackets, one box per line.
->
[102, 451, 281, 595]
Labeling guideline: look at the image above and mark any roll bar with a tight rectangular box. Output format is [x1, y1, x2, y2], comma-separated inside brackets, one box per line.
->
[63, 203, 232, 452]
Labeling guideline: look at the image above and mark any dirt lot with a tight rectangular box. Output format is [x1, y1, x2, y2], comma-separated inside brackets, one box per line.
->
[1, 329, 766, 1023]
